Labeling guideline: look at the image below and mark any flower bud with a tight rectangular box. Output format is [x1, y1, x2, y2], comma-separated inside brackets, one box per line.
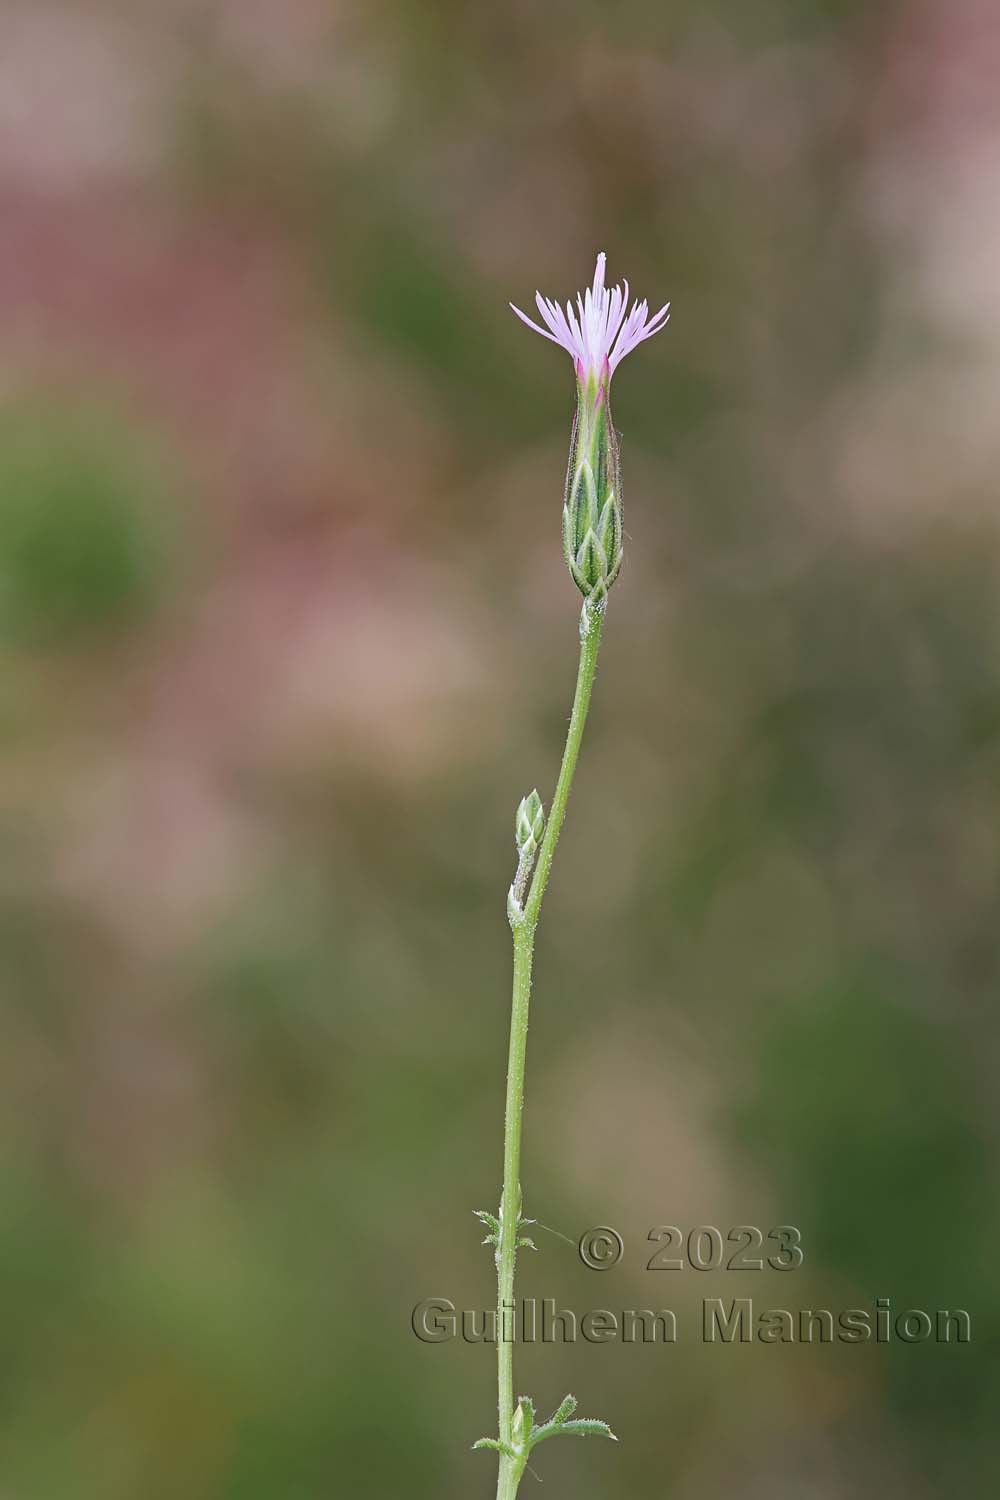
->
[562, 375, 623, 604]
[515, 789, 545, 859]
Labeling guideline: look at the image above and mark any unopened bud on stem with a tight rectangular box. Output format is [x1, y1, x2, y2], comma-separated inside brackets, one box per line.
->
[515, 789, 545, 859]
[509, 790, 545, 925]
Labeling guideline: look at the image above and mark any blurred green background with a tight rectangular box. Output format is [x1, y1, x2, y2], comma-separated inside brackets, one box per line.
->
[1, 1, 998, 1496]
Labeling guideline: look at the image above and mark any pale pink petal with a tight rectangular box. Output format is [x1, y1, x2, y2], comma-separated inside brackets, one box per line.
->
[535, 292, 566, 340]
[511, 254, 668, 380]
[510, 302, 564, 346]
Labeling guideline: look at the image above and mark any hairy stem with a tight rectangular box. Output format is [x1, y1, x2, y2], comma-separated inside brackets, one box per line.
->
[495, 599, 605, 1500]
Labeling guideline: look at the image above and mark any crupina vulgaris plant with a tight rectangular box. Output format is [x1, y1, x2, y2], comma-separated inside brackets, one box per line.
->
[474, 254, 669, 1499]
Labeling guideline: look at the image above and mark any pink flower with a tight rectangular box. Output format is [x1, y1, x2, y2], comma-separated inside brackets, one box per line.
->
[511, 252, 670, 387]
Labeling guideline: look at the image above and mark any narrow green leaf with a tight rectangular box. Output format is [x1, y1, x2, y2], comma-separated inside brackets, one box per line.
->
[473, 1438, 517, 1459]
[529, 1411, 616, 1451]
[558, 1419, 617, 1440]
[550, 1393, 577, 1425]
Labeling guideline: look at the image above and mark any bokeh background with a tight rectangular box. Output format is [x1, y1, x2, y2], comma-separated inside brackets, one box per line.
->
[2, 1, 999, 1496]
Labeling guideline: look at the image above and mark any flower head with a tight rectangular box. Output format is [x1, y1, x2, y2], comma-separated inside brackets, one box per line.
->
[511, 253, 668, 606]
[511, 251, 669, 389]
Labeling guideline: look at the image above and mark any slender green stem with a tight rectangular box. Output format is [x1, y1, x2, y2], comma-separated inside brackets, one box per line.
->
[495, 599, 606, 1500]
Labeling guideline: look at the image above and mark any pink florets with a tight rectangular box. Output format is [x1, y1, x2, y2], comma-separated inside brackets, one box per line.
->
[511, 252, 670, 384]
